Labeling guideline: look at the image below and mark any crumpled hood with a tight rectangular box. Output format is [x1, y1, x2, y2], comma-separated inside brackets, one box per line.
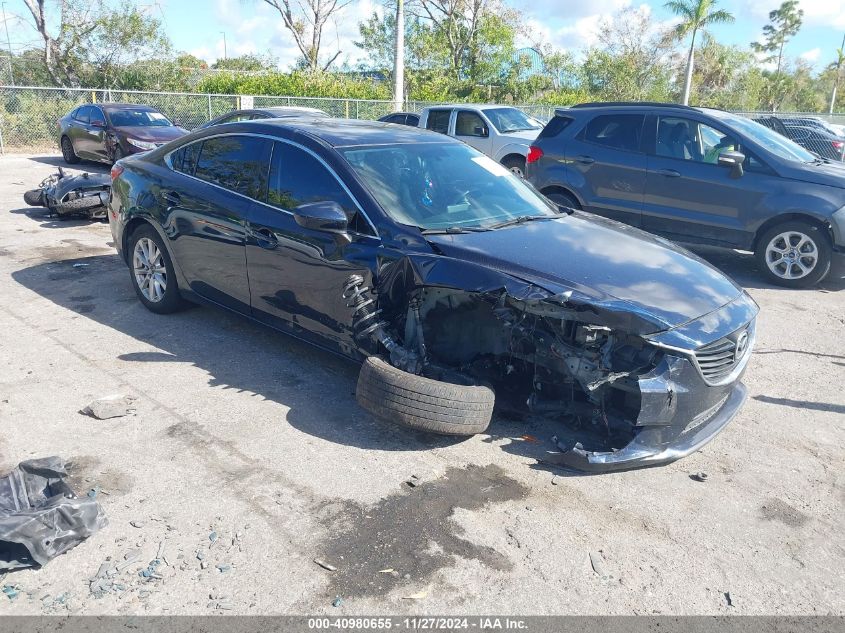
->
[424, 212, 744, 331]
[114, 126, 188, 143]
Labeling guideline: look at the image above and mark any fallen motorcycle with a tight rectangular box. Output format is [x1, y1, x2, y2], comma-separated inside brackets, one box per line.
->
[23, 168, 110, 220]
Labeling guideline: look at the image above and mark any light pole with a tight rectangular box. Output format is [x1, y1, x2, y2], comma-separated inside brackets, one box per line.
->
[1, 2, 14, 85]
[830, 33, 845, 115]
[221, 31, 227, 61]
[392, 0, 404, 112]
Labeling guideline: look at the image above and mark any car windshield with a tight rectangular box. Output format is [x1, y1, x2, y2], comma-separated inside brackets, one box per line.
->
[724, 115, 816, 162]
[484, 108, 543, 133]
[108, 109, 173, 127]
[341, 143, 558, 231]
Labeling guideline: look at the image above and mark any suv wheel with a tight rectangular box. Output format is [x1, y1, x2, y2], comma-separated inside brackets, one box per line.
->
[755, 221, 831, 288]
[128, 224, 184, 313]
[544, 190, 580, 211]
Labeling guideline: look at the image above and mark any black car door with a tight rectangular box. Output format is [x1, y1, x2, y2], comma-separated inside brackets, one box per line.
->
[163, 134, 271, 313]
[564, 113, 646, 226]
[245, 139, 379, 352]
[85, 106, 110, 160]
[68, 106, 93, 158]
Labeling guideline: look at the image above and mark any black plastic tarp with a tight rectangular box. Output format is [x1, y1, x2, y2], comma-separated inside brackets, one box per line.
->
[0, 457, 107, 571]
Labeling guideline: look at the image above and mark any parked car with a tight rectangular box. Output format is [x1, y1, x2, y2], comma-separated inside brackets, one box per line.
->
[108, 118, 758, 472]
[378, 112, 420, 127]
[779, 116, 845, 139]
[755, 116, 845, 161]
[418, 104, 543, 176]
[199, 106, 329, 129]
[59, 103, 188, 165]
[527, 102, 845, 288]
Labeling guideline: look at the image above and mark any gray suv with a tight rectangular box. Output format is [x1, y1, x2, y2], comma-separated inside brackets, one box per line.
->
[526, 102, 845, 287]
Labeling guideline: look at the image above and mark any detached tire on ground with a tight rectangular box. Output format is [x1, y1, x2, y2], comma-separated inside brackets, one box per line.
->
[356, 356, 495, 436]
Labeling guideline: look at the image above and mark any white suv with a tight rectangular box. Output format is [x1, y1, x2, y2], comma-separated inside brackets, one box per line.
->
[418, 105, 543, 177]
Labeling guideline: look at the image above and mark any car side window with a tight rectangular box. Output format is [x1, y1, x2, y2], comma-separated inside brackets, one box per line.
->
[656, 117, 738, 164]
[194, 135, 270, 199]
[267, 141, 372, 235]
[75, 106, 92, 124]
[582, 114, 644, 152]
[170, 141, 202, 176]
[426, 110, 451, 134]
[455, 111, 487, 137]
[89, 107, 106, 126]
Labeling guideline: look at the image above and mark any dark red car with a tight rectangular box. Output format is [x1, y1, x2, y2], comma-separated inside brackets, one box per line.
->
[58, 103, 188, 165]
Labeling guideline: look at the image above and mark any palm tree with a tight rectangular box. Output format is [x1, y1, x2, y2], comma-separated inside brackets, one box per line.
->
[665, 0, 734, 105]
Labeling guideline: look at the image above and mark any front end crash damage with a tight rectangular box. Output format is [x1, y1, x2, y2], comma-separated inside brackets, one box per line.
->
[348, 254, 757, 472]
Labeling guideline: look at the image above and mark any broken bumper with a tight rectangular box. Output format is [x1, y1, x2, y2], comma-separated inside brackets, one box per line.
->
[557, 379, 747, 472]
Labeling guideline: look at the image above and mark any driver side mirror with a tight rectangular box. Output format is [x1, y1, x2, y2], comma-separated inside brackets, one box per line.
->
[717, 150, 745, 178]
[474, 125, 489, 138]
[91, 120, 106, 128]
[293, 201, 349, 234]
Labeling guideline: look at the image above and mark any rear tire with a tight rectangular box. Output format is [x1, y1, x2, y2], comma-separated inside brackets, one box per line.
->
[356, 356, 495, 436]
[755, 221, 831, 288]
[24, 189, 44, 207]
[127, 224, 185, 314]
[53, 195, 103, 215]
[502, 156, 526, 178]
[61, 136, 80, 164]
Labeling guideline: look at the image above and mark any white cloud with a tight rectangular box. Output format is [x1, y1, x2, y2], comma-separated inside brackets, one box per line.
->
[799, 47, 822, 62]
[741, 0, 845, 29]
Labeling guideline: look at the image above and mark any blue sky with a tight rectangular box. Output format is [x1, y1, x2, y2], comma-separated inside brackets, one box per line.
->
[3, 0, 845, 71]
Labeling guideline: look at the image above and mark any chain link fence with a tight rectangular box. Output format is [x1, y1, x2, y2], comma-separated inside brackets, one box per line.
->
[1, 85, 843, 158]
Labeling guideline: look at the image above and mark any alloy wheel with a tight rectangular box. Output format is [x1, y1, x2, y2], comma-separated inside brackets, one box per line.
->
[133, 237, 167, 303]
[764, 231, 818, 280]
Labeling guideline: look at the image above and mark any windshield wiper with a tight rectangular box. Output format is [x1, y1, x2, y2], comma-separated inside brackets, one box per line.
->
[487, 215, 558, 230]
[420, 226, 490, 235]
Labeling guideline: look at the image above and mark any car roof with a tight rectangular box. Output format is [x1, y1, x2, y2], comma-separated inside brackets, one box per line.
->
[557, 102, 729, 118]
[234, 117, 455, 147]
[258, 106, 328, 115]
[424, 103, 514, 111]
[98, 103, 159, 111]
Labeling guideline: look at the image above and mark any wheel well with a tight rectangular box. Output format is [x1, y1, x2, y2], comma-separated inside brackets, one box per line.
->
[540, 185, 582, 209]
[752, 213, 833, 251]
[500, 153, 525, 167]
[122, 217, 154, 262]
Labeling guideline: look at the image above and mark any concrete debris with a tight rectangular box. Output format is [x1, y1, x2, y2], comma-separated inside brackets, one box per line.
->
[81, 394, 137, 420]
[690, 472, 709, 482]
[589, 551, 608, 577]
[402, 589, 428, 600]
[313, 559, 337, 572]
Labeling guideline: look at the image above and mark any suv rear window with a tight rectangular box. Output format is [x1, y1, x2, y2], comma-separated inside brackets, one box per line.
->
[582, 114, 644, 152]
[426, 110, 451, 134]
[538, 115, 573, 139]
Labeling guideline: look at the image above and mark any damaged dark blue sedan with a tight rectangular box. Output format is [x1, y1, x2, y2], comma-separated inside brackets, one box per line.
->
[108, 118, 758, 472]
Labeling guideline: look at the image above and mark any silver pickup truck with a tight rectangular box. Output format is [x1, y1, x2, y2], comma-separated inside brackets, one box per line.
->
[418, 104, 543, 177]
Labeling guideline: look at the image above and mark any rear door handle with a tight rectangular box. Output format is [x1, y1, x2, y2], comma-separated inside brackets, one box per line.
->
[160, 191, 181, 206]
[655, 169, 681, 178]
[252, 227, 278, 249]
[574, 155, 595, 165]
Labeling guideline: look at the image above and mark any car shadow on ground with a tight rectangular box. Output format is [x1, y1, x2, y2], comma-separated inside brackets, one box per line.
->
[9, 206, 106, 229]
[11, 253, 470, 454]
[26, 155, 110, 173]
[687, 245, 845, 292]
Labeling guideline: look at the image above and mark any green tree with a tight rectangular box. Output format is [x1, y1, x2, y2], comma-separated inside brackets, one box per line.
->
[664, 0, 734, 105]
[212, 54, 277, 72]
[751, 1, 803, 77]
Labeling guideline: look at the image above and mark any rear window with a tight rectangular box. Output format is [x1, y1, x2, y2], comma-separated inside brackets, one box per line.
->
[538, 115, 574, 140]
[582, 114, 644, 152]
[426, 110, 451, 134]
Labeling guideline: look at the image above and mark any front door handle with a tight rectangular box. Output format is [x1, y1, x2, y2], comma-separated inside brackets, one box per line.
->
[160, 191, 181, 206]
[252, 227, 278, 249]
[655, 169, 681, 178]
[574, 155, 595, 165]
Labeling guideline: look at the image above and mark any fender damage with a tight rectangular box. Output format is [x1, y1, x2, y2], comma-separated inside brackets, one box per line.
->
[358, 253, 757, 472]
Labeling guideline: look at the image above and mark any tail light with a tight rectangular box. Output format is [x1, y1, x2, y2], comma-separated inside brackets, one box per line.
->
[110, 164, 124, 180]
[527, 145, 543, 164]
[832, 140, 844, 153]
